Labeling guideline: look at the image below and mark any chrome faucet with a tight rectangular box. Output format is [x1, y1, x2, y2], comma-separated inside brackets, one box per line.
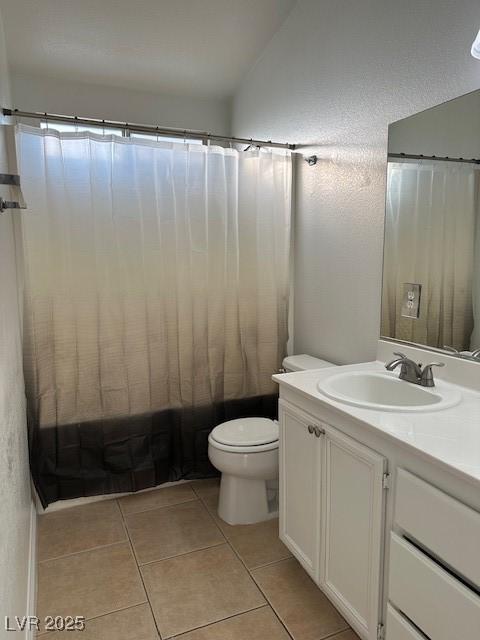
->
[385, 352, 444, 387]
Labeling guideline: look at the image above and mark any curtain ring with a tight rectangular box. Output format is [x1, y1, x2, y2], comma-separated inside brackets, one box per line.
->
[156, 126, 159, 143]
[184, 130, 187, 146]
[44, 112, 48, 130]
[102, 119, 105, 136]
[74, 116, 79, 134]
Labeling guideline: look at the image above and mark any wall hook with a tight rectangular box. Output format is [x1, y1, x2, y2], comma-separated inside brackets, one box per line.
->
[305, 155, 318, 166]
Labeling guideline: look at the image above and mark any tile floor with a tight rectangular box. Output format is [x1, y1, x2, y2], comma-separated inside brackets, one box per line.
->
[36, 479, 360, 640]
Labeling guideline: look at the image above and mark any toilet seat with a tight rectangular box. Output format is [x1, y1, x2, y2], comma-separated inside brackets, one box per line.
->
[209, 417, 279, 453]
[208, 435, 279, 454]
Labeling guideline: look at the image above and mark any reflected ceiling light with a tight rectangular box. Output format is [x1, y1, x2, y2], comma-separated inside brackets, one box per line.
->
[472, 29, 480, 59]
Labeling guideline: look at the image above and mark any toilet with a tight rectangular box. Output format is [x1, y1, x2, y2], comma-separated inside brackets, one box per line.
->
[208, 354, 335, 525]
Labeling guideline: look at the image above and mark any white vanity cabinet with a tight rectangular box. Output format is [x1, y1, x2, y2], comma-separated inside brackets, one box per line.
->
[275, 356, 480, 640]
[279, 399, 387, 640]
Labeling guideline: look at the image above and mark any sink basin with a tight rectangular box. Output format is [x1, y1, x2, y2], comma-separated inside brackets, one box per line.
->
[317, 371, 461, 412]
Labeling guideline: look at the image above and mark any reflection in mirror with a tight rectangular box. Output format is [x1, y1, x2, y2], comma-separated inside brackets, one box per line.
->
[381, 89, 480, 361]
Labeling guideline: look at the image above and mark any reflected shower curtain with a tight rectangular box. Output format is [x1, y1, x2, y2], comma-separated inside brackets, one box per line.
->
[382, 160, 478, 351]
[16, 125, 292, 505]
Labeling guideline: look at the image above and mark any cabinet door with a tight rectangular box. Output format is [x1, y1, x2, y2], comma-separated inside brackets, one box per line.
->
[320, 426, 386, 640]
[279, 400, 322, 580]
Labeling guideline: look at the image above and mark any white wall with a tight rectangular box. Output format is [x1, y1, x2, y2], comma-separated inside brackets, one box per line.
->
[11, 73, 231, 135]
[233, 0, 480, 364]
[0, 9, 33, 636]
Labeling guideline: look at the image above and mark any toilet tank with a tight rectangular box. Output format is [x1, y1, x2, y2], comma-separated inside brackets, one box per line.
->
[282, 354, 336, 373]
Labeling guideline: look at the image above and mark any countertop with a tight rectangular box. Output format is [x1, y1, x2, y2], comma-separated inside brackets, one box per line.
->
[273, 361, 480, 487]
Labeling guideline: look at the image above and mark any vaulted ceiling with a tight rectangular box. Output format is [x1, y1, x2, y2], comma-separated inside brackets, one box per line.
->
[0, 0, 296, 99]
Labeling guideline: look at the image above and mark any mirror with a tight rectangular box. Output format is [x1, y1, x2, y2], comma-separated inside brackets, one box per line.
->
[381, 89, 480, 361]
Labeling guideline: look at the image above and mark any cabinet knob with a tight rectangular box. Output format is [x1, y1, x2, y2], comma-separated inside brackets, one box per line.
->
[308, 425, 314, 434]
[314, 426, 325, 437]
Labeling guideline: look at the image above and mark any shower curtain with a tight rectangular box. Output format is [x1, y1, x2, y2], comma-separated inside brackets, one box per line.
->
[16, 125, 292, 505]
[381, 160, 478, 351]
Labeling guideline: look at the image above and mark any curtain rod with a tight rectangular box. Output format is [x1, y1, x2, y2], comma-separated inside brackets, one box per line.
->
[2, 108, 296, 150]
[388, 152, 480, 165]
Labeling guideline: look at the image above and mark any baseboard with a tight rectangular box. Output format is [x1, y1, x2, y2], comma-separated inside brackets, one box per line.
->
[25, 500, 37, 640]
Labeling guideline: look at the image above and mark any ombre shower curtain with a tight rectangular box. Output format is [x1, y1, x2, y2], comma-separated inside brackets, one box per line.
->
[382, 160, 478, 351]
[16, 125, 292, 505]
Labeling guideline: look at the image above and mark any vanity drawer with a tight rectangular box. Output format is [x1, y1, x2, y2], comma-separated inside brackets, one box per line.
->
[388, 533, 480, 640]
[386, 604, 425, 640]
[395, 468, 480, 586]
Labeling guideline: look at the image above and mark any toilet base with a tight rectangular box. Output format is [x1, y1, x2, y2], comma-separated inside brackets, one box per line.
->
[218, 474, 278, 525]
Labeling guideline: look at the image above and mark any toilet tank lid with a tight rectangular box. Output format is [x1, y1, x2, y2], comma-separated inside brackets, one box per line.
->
[282, 354, 335, 372]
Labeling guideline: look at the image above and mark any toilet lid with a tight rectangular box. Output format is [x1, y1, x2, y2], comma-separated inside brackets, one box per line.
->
[211, 417, 278, 447]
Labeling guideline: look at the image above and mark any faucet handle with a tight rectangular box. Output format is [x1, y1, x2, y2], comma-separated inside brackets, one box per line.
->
[421, 362, 445, 387]
[393, 351, 407, 359]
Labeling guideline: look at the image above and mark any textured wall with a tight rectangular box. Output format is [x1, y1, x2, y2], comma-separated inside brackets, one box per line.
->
[0, 9, 32, 635]
[233, 0, 480, 364]
[11, 73, 231, 135]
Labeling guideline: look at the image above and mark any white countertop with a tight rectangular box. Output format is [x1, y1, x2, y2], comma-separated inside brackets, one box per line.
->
[273, 360, 480, 487]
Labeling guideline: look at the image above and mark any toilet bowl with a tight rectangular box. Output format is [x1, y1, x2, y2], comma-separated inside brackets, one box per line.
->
[208, 417, 279, 525]
[208, 354, 335, 525]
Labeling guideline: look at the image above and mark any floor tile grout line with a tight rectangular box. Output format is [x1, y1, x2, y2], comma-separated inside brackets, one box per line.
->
[37, 538, 129, 564]
[137, 541, 227, 567]
[115, 498, 163, 640]
[190, 479, 220, 501]
[319, 626, 352, 640]
[230, 551, 295, 640]
[136, 541, 231, 568]
[189, 493, 229, 544]
[168, 603, 271, 639]
[196, 492, 295, 640]
[249, 554, 294, 571]
[248, 559, 351, 640]
[120, 496, 198, 517]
